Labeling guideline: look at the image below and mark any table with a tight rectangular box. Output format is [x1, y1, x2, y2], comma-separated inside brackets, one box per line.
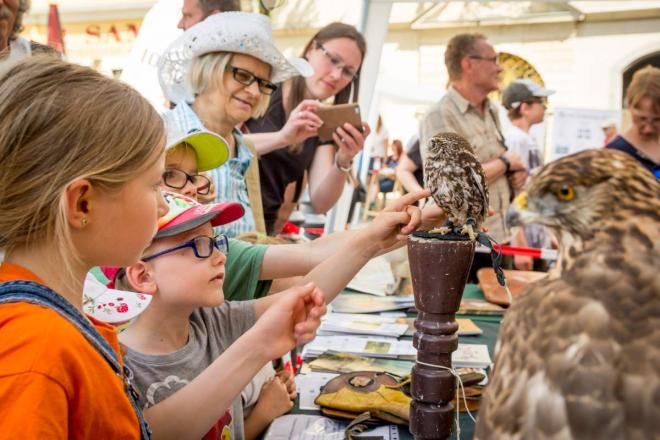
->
[293, 284, 502, 440]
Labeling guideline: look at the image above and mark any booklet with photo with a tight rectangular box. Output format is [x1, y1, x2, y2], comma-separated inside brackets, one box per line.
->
[458, 298, 506, 315]
[456, 318, 483, 336]
[388, 317, 482, 336]
[319, 313, 409, 338]
[330, 294, 414, 314]
[453, 344, 492, 369]
[302, 335, 415, 359]
[308, 351, 415, 377]
[303, 335, 490, 368]
[264, 414, 398, 440]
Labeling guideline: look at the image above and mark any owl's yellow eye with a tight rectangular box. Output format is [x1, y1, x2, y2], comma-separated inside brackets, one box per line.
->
[555, 185, 575, 201]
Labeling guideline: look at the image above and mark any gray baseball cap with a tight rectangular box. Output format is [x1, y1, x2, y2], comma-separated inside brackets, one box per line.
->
[502, 79, 555, 109]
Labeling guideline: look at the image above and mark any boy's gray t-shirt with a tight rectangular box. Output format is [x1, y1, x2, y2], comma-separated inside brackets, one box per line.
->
[123, 300, 256, 440]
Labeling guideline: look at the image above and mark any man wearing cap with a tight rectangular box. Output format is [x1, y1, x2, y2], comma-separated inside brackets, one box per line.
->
[420, 33, 526, 277]
[502, 78, 555, 271]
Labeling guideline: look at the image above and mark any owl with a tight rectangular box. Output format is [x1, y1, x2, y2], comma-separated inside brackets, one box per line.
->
[424, 132, 489, 240]
[475, 149, 660, 439]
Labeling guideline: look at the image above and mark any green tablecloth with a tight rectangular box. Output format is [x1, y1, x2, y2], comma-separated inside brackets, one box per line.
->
[293, 284, 501, 440]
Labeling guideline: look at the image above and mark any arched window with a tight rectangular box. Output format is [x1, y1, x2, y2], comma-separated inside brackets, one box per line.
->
[489, 52, 545, 102]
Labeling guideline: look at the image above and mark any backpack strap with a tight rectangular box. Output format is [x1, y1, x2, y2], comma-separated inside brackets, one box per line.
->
[0, 280, 151, 439]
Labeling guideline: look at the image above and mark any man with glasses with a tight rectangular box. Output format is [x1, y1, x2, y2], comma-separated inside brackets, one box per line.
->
[502, 79, 556, 271]
[420, 33, 527, 278]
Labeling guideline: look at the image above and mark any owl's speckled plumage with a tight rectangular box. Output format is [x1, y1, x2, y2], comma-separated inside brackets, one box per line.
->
[424, 132, 489, 238]
[475, 149, 660, 439]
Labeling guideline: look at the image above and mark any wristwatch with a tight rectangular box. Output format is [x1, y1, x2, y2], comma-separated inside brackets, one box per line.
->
[498, 155, 511, 173]
[335, 155, 353, 173]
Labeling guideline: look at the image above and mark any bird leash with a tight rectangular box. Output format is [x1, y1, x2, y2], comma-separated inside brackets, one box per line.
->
[475, 232, 514, 304]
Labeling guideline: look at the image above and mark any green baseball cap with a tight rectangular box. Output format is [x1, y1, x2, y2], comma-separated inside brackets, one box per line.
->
[166, 128, 229, 172]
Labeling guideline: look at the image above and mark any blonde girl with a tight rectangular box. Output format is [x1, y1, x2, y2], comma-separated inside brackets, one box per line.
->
[0, 57, 325, 439]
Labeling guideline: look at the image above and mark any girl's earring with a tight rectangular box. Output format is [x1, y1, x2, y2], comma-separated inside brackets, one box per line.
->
[82, 218, 88, 226]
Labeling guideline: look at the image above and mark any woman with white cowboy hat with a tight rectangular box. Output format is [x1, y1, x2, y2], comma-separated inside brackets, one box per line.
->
[158, 11, 312, 237]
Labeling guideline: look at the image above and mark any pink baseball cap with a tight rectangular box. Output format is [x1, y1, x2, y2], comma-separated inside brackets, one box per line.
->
[156, 191, 244, 238]
[96, 192, 243, 293]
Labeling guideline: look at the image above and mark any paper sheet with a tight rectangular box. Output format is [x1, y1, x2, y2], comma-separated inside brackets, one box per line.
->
[296, 372, 339, 411]
[346, 256, 396, 296]
[264, 414, 399, 440]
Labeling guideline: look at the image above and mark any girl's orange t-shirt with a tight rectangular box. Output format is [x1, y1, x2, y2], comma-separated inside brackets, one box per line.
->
[0, 262, 142, 439]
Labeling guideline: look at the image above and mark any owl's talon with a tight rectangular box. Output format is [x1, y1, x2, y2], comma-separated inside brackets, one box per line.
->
[460, 224, 477, 241]
[430, 226, 452, 236]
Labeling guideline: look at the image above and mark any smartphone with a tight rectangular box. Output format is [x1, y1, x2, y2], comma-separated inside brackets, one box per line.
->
[316, 103, 363, 143]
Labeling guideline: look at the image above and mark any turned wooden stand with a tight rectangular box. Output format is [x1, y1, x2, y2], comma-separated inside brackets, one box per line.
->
[407, 233, 475, 439]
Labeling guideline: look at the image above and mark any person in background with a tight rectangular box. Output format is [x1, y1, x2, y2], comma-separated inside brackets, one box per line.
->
[396, 135, 425, 198]
[502, 79, 555, 271]
[177, 0, 241, 30]
[159, 12, 311, 236]
[0, 0, 57, 69]
[378, 139, 403, 194]
[368, 115, 389, 170]
[607, 65, 659, 178]
[244, 22, 370, 235]
[601, 119, 618, 147]
[419, 32, 527, 279]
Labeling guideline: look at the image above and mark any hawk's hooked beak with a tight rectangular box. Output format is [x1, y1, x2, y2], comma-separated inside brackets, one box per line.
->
[507, 192, 529, 228]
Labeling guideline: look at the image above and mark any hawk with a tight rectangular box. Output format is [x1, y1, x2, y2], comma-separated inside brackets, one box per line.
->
[424, 132, 489, 240]
[475, 149, 660, 439]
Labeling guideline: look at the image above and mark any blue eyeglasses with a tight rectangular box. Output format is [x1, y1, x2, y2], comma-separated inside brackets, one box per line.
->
[142, 235, 229, 262]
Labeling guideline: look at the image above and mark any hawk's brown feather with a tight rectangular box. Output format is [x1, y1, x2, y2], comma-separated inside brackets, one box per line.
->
[475, 149, 660, 439]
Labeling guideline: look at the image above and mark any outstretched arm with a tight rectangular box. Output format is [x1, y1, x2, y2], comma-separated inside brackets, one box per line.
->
[396, 152, 425, 194]
[255, 190, 430, 315]
[260, 190, 445, 280]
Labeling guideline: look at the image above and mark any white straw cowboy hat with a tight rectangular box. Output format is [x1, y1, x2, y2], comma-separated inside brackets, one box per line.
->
[158, 11, 313, 104]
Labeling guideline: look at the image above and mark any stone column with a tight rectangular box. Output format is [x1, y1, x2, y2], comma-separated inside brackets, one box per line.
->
[407, 233, 475, 439]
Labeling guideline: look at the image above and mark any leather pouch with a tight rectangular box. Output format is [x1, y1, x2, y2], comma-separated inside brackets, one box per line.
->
[314, 371, 411, 425]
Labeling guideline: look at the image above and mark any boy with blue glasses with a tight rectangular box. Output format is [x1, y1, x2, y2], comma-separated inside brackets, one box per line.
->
[117, 190, 426, 438]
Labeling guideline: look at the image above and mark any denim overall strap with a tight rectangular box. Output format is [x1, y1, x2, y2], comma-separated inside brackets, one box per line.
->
[0, 280, 151, 439]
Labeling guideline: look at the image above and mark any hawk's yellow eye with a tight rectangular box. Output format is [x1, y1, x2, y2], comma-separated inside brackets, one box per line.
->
[556, 185, 575, 201]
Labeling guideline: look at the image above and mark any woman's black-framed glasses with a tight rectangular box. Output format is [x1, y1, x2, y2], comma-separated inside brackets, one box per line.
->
[226, 66, 278, 95]
[315, 41, 358, 79]
[162, 169, 212, 195]
[142, 235, 229, 262]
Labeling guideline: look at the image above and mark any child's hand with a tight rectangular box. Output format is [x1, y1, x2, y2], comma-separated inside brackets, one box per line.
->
[254, 283, 326, 360]
[276, 368, 297, 400]
[364, 190, 431, 249]
[253, 377, 293, 421]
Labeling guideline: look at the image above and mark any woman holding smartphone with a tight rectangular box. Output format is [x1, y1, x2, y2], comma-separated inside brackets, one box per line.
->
[244, 22, 370, 235]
